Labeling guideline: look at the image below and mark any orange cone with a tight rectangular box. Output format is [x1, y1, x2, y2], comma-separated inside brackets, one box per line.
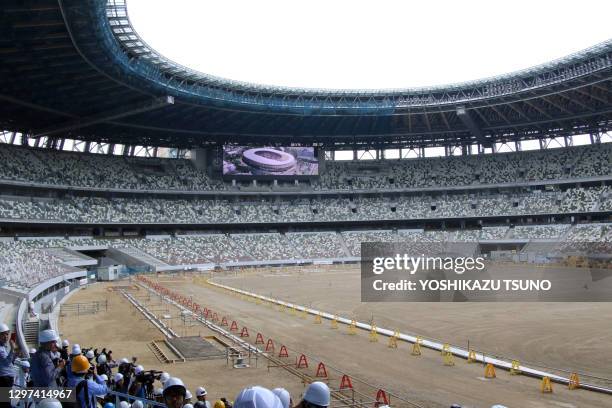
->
[255, 333, 265, 344]
[278, 345, 289, 358]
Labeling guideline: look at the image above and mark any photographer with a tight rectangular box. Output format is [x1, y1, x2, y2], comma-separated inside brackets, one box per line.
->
[30, 329, 65, 388]
[96, 355, 111, 378]
[0, 323, 16, 408]
[67, 355, 108, 408]
[130, 366, 162, 400]
[60, 340, 70, 361]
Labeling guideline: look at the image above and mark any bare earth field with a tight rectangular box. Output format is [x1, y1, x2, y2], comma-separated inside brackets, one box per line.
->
[58, 282, 310, 406]
[60, 267, 612, 408]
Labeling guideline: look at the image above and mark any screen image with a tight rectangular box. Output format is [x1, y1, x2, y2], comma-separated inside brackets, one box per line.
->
[223, 146, 319, 176]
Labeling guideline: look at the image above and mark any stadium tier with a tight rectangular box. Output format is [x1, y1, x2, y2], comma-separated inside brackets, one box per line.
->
[1, 225, 610, 289]
[0, 143, 609, 192]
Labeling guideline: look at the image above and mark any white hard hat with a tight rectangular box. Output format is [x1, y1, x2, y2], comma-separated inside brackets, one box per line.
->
[17, 360, 30, 369]
[37, 399, 63, 408]
[490, 406, 508, 408]
[134, 365, 144, 375]
[62, 339, 70, 347]
[39, 329, 58, 344]
[29, 348, 37, 354]
[101, 374, 108, 381]
[120, 358, 129, 364]
[184, 405, 194, 408]
[97, 354, 107, 364]
[163, 377, 186, 397]
[71, 345, 82, 356]
[132, 401, 144, 408]
[160, 372, 170, 383]
[119, 401, 130, 408]
[272, 388, 290, 408]
[114, 373, 124, 383]
[234, 386, 283, 408]
[154, 388, 163, 396]
[303, 382, 330, 407]
[185, 391, 192, 400]
[195, 387, 207, 397]
[0, 323, 9, 333]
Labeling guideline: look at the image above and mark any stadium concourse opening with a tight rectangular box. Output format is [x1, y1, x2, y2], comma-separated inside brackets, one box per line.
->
[0, 1, 611, 408]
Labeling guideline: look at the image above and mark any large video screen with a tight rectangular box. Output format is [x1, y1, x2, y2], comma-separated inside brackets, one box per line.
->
[223, 146, 319, 177]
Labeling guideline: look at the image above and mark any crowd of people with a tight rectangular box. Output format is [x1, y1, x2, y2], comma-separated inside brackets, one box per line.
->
[0, 326, 334, 408]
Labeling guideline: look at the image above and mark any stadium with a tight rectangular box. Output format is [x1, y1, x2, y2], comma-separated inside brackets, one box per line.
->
[0, 1, 611, 408]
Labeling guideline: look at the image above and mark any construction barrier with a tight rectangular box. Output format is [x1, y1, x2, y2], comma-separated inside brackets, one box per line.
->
[296, 354, 308, 369]
[541, 377, 553, 393]
[569, 373, 580, 390]
[339, 375, 353, 390]
[316, 362, 328, 378]
[485, 363, 496, 379]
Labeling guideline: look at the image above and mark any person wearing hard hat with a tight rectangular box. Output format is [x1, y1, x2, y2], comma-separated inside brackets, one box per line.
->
[60, 339, 70, 360]
[128, 365, 146, 399]
[213, 400, 225, 408]
[0, 322, 16, 408]
[96, 354, 111, 378]
[131, 400, 144, 408]
[195, 387, 211, 408]
[234, 386, 283, 408]
[296, 382, 330, 408]
[37, 398, 62, 408]
[14, 359, 31, 388]
[67, 354, 108, 408]
[163, 377, 187, 408]
[271, 389, 291, 408]
[153, 387, 164, 403]
[185, 390, 193, 404]
[30, 329, 65, 387]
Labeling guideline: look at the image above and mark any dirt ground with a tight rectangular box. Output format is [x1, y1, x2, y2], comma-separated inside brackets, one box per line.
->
[58, 282, 311, 406]
[59, 269, 612, 408]
[215, 265, 612, 378]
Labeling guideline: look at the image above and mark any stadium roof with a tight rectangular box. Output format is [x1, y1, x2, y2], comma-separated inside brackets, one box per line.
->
[0, 0, 611, 149]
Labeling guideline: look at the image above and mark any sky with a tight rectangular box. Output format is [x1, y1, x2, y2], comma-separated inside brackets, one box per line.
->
[127, 0, 611, 90]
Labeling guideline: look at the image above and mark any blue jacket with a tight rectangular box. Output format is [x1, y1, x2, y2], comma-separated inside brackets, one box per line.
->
[0, 342, 15, 377]
[68, 374, 108, 408]
[30, 349, 61, 387]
